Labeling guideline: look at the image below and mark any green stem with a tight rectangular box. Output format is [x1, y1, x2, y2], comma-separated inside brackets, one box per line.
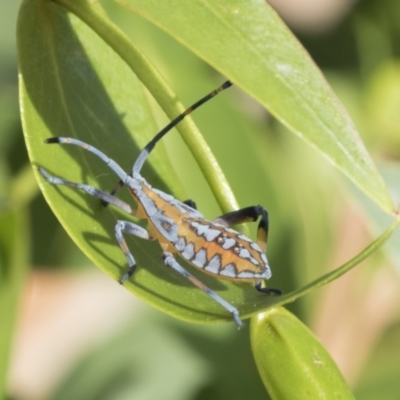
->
[273, 217, 400, 307]
[52, 0, 239, 214]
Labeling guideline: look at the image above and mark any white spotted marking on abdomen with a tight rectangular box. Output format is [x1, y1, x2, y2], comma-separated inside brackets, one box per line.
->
[192, 248, 207, 268]
[205, 254, 221, 274]
[170, 218, 271, 281]
[182, 242, 195, 260]
[220, 263, 237, 278]
[222, 238, 236, 249]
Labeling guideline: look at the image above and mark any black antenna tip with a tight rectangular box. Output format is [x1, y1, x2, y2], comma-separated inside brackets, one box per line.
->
[44, 137, 60, 144]
[222, 80, 233, 89]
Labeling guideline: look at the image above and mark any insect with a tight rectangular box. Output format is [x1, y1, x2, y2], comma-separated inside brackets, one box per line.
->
[38, 80, 280, 328]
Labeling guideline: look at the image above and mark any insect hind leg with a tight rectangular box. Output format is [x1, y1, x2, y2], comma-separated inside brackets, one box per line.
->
[255, 281, 281, 295]
[162, 252, 243, 328]
[212, 205, 269, 252]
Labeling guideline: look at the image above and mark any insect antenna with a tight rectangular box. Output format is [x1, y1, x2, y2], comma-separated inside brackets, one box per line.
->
[104, 80, 233, 202]
[132, 80, 233, 174]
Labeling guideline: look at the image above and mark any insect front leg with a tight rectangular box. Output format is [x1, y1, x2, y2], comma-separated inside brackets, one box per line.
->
[162, 252, 244, 329]
[115, 220, 154, 284]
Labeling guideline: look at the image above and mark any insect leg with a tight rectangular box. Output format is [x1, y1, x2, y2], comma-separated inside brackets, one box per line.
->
[255, 282, 281, 295]
[212, 205, 269, 251]
[101, 179, 126, 207]
[162, 252, 244, 329]
[183, 199, 197, 209]
[38, 167, 132, 214]
[115, 220, 153, 284]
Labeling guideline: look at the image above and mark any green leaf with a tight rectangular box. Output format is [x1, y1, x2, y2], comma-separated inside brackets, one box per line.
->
[17, 0, 274, 326]
[17, 0, 400, 329]
[251, 307, 355, 400]
[115, 0, 393, 214]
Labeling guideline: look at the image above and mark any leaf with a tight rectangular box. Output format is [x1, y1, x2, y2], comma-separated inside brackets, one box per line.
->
[251, 307, 355, 400]
[17, 0, 277, 326]
[115, 0, 393, 213]
[18, 0, 400, 328]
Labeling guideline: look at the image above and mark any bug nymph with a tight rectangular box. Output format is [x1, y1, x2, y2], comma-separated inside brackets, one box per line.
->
[38, 80, 281, 328]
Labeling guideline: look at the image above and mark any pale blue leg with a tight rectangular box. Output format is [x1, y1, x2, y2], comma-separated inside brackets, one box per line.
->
[162, 252, 243, 328]
[38, 167, 132, 214]
[39, 168, 154, 285]
[115, 220, 152, 284]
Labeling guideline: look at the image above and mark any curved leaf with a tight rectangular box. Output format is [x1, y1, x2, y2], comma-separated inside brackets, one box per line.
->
[116, 0, 393, 214]
[18, 0, 400, 328]
[17, 0, 279, 326]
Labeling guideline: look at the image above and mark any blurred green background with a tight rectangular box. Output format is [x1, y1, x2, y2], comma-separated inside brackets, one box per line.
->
[1, 0, 400, 399]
